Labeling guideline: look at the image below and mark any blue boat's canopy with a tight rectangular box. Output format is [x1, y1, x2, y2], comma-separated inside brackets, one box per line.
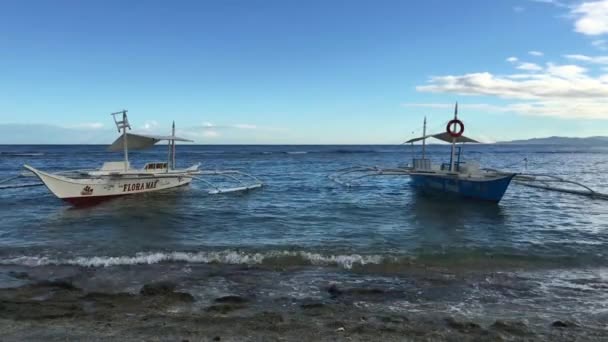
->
[405, 132, 480, 144]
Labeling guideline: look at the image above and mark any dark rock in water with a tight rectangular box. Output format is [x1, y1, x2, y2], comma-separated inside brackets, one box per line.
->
[82, 292, 135, 301]
[552, 320, 577, 328]
[140, 281, 177, 296]
[8, 271, 29, 279]
[259, 311, 283, 324]
[326, 284, 387, 299]
[378, 315, 408, 324]
[0, 300, 83, 320]
[34, 280, 79, 291]
[324, 320, 346, 329]
[172, 292, 195, 302]
[491, 320, 530, 335]
[138, 281, 194, 302]
[212, 337, 221, 341]
[300, 302, 325, 309]
[327, 284, 342, 298]
[206, 304, 244, 314]
[445, 317, 482, 332]
[214, 295, 248, 304]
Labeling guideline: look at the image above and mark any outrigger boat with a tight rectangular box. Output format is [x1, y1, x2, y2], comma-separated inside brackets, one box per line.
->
[330, 103, 608, 202]
[7, 110, 262, 206]
[334, 103, 516, 202]
[403, 104, 516, 202]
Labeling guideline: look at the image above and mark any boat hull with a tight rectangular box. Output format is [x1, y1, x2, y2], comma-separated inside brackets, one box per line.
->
[24, 165, 192, 206]
[409, 173, 515, 202]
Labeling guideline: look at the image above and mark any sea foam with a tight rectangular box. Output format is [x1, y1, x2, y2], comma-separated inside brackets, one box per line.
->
[0, 250, 390, 270]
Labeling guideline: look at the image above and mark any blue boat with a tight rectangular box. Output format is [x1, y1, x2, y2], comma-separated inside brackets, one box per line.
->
[404, 103, 515, 203]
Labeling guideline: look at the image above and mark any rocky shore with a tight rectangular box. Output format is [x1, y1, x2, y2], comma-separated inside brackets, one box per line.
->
[0, 272, 604, 342]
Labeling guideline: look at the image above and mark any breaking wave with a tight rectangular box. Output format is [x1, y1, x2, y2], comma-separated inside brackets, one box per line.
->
[1, 248, 599, 271]
[0, 250, 389, 270]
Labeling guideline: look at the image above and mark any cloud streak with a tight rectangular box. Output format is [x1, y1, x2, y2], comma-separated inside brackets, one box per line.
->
[416, 58, 608, 119]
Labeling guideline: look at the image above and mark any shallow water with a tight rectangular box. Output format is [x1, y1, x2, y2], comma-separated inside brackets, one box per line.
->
[1, 144, 607, 326]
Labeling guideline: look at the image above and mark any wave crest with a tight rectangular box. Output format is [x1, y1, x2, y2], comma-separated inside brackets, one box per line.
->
[0, 250, 389, 270]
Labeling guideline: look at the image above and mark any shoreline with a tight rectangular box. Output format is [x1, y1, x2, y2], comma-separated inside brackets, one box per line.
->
[0, 267, 605, 341]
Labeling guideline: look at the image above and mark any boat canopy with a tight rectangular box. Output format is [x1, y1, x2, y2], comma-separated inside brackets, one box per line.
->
[109, 133, 193, 152]
[405, 132, 480, 144]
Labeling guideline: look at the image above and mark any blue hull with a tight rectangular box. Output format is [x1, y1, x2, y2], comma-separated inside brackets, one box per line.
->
[410, 173, 515, 202]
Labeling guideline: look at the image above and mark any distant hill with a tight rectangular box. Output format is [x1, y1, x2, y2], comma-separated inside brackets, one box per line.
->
[501, 136, 608, 145]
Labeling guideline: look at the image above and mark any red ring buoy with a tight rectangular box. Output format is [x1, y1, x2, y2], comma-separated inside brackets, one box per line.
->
[446, 119, 464, 138]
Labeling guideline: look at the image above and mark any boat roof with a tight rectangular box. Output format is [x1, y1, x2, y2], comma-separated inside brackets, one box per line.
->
[405, 132, 480, 144]
[108, 133, 193, 151]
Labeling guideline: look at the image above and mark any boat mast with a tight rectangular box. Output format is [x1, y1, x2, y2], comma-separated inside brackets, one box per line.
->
[422, 116, 427, 159]
[171, 121, 176, 170]
[450, 102, 457, 172]
[167, 139, 171, 172]
[111, 110, 131, 172]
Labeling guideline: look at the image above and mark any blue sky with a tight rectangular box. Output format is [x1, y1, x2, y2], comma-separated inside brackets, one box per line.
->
[1, 0, 608, 144]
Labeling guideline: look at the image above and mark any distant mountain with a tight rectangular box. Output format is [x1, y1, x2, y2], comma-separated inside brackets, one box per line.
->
[501, 136, 608, 145]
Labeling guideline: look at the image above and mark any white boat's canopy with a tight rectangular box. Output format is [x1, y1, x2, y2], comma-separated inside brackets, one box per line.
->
[405, 132, 480, 144]
[108, 133, 193, 151]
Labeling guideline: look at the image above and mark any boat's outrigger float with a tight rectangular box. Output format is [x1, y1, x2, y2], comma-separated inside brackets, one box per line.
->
[1, 110, 262, 206]
[330, 103, 608, 202]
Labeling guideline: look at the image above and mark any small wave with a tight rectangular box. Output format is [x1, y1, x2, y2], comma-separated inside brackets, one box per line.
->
[0, 250, 388, 270]
[285, 151, 308, 155]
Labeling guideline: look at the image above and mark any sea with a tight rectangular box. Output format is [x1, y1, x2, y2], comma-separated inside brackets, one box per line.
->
[0, 144, 607, 329]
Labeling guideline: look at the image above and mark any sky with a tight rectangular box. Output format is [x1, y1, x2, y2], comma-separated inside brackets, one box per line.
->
[1, 0, 608, 144]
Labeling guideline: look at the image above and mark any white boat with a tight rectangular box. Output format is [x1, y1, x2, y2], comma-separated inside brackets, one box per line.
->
[22, 110, 262, 206]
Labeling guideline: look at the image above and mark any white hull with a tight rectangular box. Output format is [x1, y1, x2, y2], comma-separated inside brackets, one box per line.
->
[24, 165, 192, 205]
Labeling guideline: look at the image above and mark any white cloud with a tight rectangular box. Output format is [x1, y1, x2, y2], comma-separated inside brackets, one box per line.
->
[415, 59, 608, 119]
[517, 62, 543, 71]
[572, 1, 608, 35]
[202, 130, 220, 138]
[404, 103, 511, 111]
[564, 53, 608, 64]
[141, 120, 159, 130]
[506, 56, 519, 63]
[68, 122, 104, 129]
[531, 0, 567, 5]
[546, 63, 587, 78]
[529, 50, 544, 56]
[233, 124, 258, 129]
[198, 122, 274, 130]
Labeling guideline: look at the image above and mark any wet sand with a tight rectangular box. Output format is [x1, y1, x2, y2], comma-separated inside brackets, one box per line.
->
[0, 271, 605, 341]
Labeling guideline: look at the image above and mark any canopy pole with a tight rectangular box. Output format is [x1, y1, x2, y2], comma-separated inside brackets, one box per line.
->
[171, 121, 176, 170]
[167, 140, 171, 173]
[450, 103, 458, 172]
[422, 116, 427, 159]
[122, 111, 129, 171]
[111, 110, 131, 171]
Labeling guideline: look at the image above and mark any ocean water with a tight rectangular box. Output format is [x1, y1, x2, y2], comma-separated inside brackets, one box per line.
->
[1, 144, 608, 327]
